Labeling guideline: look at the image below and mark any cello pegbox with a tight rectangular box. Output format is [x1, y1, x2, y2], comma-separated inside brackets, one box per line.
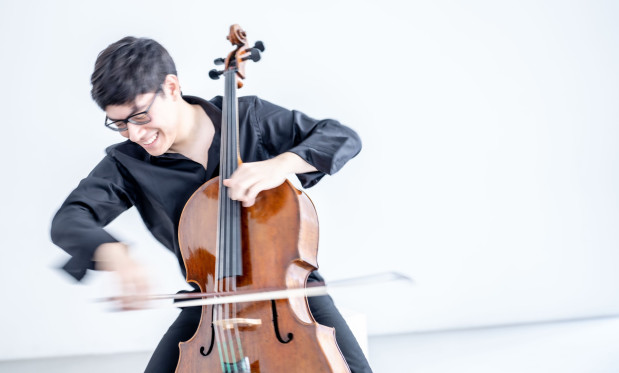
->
[222, 24, 264, 88]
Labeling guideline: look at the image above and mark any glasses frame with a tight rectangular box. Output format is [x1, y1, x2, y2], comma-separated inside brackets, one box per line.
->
[104, 88, 162, 132]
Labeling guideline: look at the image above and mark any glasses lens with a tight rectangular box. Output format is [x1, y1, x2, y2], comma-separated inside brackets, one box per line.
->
[128, 113, 151, 125]
[105, 119, 128, 131]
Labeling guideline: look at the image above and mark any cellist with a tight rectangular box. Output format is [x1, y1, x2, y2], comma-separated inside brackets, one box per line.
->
[50, 36, 373, 372]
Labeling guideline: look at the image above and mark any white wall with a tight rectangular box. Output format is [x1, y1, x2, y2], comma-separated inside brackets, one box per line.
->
[0, 0, 618, 364]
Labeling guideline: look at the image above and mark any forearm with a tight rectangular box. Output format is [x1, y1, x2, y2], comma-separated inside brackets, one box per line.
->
[271, 151, 318, 175]
[253, 97, 361, 186]
[224, 152, 318, 207]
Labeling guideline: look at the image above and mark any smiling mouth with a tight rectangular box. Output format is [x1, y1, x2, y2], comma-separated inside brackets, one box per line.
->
[143, 132, 158, 146]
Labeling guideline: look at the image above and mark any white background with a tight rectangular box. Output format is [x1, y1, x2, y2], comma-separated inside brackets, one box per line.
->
[0, 0, 618, 365]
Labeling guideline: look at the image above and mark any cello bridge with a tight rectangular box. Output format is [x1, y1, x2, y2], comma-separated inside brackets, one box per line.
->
[213, 318, 262, 330]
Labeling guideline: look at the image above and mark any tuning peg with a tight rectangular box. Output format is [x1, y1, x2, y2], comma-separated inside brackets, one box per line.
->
[209, 69, 223, 80]
[214, 57, 225, 65]
[242, 49, 262, 63]
[253, 41, 265, 52]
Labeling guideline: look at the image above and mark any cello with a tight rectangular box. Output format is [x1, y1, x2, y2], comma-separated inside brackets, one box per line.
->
[175, 25, 351, 372]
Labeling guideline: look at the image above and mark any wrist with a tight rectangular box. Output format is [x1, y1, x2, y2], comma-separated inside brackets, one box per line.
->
[94, 242, 130, 271]
[276, 152, 317, 174]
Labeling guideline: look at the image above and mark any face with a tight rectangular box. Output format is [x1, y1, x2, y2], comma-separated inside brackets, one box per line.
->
[105, 90, 177, 156]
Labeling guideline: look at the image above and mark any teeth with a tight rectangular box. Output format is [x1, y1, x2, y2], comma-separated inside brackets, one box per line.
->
[144, 132, 158, 145]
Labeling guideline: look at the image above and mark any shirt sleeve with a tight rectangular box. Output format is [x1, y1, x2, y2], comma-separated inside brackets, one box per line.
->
[250, 97, 362, 188]
[50, 155, 134, 281]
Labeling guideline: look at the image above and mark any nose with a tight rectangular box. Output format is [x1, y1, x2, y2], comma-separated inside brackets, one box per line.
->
[127, 123, 148, 143]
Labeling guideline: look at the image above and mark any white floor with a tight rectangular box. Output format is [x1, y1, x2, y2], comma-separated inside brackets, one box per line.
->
[2, 316, 618, 372]
[369, 316, 619, 373]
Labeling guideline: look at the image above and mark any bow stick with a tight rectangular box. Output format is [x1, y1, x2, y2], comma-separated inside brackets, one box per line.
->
[100, 272, 413, 309]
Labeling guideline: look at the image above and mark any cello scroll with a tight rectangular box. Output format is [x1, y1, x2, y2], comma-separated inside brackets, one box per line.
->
[209, 24, 265, 88]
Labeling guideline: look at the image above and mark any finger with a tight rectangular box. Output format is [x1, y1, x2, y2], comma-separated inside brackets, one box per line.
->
[244, 181, 266, 204]
[118, 268, 151, 310]
[223, 179, 241, 200]
[229, 163, 261, 184]
[241, 178, 281, 207]
[135, 275, 151, 306]
[242, 197, 256, 207]
[223, 175, 243, 198]
[228, 177, 260, 202]
[129, 270, 150, 309]
[117, 272, 136, 310]
[235, 175, 260, 196]
[245, 175, 286, 201]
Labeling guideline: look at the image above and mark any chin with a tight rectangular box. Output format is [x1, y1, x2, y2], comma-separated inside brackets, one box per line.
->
[143, 146, 166, 157]
[141, 136, 172, 156]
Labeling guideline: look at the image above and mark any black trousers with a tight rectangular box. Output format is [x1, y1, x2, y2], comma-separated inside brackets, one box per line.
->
[145, 294, 373, 372]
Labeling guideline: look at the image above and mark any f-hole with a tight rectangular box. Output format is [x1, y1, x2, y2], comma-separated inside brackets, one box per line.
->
[271, 299, 293, 344]
[199, 312, 216, 356]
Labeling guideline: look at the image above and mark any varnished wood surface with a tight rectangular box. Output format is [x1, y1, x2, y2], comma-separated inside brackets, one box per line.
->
[176, 179, 349, 372]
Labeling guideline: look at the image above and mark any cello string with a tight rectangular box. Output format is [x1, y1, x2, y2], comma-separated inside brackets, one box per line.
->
[214, 113, 224, 371]
[213, 305, 229, 372]
[223, 203, 239, 368]
[213, 209, 226, 371]
[224, 70, 237, 368]
[230, 69, 247, 369]
[225, 71, 238, 368]
[231, 213, 246, 368]
[223, 70, 243, 369]
[217, 70, 234, 369]
[215, 145, 226, 370]
[213, 192, 225, 371]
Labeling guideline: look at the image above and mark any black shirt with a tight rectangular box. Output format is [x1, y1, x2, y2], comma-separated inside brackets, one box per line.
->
[51, 95, 361, 281]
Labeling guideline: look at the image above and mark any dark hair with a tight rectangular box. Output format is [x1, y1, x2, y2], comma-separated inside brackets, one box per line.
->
[90, 37, 177, 110]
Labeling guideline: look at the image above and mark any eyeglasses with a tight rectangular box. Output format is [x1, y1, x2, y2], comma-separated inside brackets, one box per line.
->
[104, 88, 161, 132]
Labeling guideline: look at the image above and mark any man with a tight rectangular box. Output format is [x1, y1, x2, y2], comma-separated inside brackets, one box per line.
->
[51, 36, 371, 372]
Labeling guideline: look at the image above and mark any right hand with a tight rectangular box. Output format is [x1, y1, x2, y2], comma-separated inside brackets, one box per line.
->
[94, 242, 151, 310]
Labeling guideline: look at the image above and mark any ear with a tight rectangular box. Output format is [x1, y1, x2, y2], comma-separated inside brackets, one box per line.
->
[162, 74, 182, 100]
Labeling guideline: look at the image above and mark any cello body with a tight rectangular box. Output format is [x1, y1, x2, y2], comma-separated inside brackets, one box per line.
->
[176, 179, 349, 372]
[175, 25, 350, 373]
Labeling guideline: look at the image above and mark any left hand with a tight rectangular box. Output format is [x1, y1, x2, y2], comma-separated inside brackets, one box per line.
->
[223, 158, 288, 207]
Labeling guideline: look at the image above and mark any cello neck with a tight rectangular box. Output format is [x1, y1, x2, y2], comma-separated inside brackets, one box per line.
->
[220, 68, 241, 179]
[216, 68, 243, 282]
